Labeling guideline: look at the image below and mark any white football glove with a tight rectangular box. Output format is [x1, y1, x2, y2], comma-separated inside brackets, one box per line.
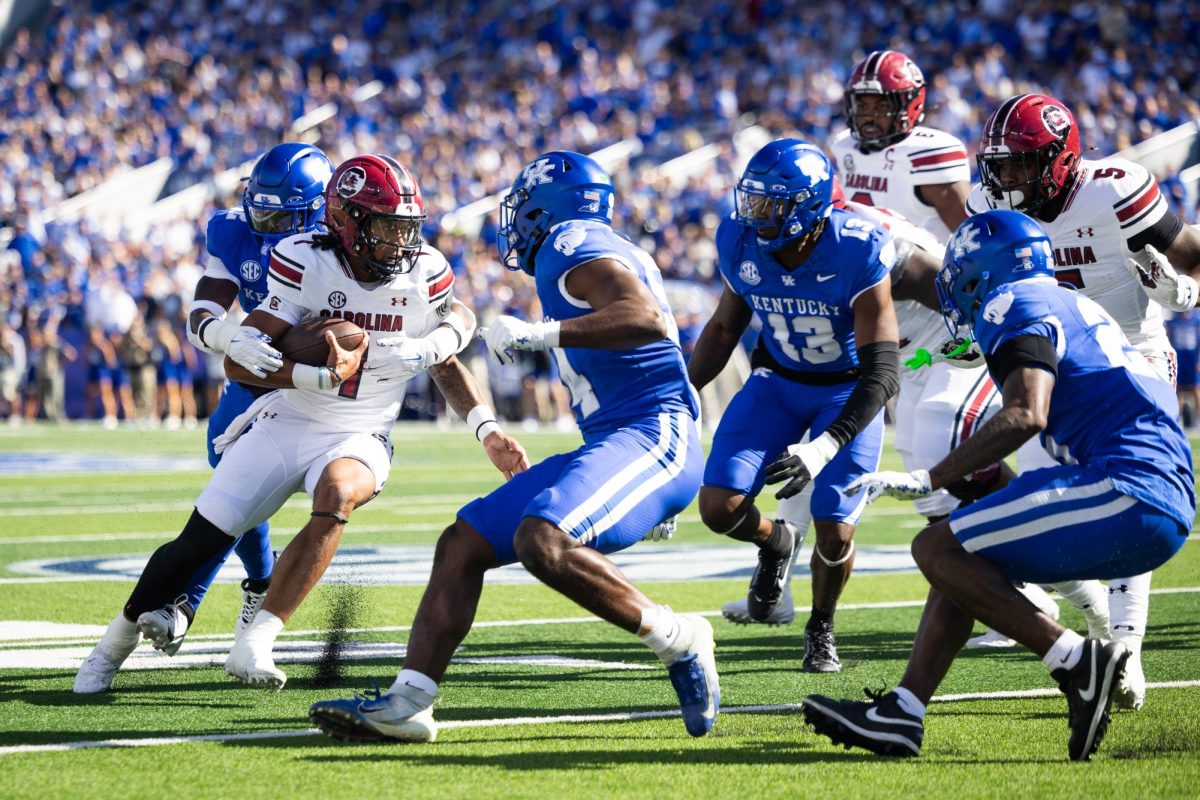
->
[763, 432, 839, 499]
[481, 315, 559, 364]
[367, 335, 438, 380]
[204, 319, 282, 379]
[643, 515, 677, 542]
[1125, 244, 1198, 313]
[846, 469, 932, 504]
[904, 338, 985, 371]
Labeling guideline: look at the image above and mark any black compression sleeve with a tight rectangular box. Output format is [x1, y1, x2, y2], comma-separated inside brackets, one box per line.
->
[986, 334, 1058, 386]
[823, 341, 900, 448]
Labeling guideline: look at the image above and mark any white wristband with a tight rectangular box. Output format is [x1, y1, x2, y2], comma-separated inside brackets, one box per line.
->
[467, 404, 501, 442]
[539, 320, 561, 349]
[293, 363, 337, 391]
[198, 317, 238, 353]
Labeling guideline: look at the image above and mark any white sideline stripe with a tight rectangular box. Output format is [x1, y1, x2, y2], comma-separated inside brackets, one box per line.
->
[2, 680, 1197, 756]
[4, 587, 1198, 649]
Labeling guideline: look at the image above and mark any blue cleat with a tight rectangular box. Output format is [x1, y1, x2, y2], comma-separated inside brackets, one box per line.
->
[310, 683, 438, 743]
[665, 615, 719, 736]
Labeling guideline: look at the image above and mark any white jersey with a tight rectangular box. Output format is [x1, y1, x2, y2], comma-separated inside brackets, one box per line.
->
[262, 235, 455, 435]
[830, 126, 971, 241]
[844, 201, 948, 357]
[967, 156, 1177, 356]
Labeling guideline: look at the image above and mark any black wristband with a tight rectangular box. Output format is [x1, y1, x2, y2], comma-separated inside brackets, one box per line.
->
[823, 340, 901, 447]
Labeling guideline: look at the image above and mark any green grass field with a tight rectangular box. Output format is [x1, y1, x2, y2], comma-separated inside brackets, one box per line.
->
[0, 423, 1197, 799]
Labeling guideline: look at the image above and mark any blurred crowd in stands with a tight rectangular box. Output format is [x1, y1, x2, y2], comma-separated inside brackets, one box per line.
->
[2, 0, 1199, 425]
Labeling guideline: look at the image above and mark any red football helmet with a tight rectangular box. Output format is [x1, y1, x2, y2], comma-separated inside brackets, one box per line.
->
[325, 154, 426, 279]
[844, 50, 926, 152]
[977, 94, 1082, 215]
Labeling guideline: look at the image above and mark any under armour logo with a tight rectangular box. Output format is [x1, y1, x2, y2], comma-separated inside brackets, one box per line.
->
[391, 297, 407, 306]
[1076, 227, 1094, 238]
[521, 158, 555, 189]
[782, 275, 796, 286]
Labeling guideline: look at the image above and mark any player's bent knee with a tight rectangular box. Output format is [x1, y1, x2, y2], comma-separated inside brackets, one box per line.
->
[697, 489, 747, 533]
[911, 520, 957, 569]
[512, 518, 570, 573]
[433, 519, 498, 573]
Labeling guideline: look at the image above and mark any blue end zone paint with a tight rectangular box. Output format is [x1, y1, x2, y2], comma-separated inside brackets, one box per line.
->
[6, 544, 919, 585]
[0, 454, 210, 475]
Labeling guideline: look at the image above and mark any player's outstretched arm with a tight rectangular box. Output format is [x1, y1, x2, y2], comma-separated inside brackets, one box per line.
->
[686, 284, 753, 391]
[222, 309, 364, 390]
[187, 277, 285, 377]
[429, 356, 530, 480]
[558, 258, 670, 348]
[890, 244, 942, 312]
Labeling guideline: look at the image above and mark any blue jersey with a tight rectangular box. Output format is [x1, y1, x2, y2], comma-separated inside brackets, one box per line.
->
[974, 279, 1196, 529]
[715, 207, 893, 373]
[1166, 312, 1200, 353]
[205, 208, 273, 313]
[533, 220, 696, 438]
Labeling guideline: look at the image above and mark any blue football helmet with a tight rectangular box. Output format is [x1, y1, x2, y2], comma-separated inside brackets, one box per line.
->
[937, 209, 1056, 335]
[242, 143, 334, 240]
[734, 139, 834, 253]
[497, 151, 615, 274]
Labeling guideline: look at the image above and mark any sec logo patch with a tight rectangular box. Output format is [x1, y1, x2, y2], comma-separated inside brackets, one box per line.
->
[240, 260, 262, 282]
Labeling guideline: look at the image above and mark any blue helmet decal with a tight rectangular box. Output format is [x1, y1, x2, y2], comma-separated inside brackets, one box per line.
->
[497, 151, 615, 274]
[936, 209, 1056, 336]
[734, 139, 834, 253]
[242, 143, 334, 241]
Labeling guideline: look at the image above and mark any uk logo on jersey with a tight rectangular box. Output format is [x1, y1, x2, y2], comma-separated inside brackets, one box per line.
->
[949, 222, 982, 259]
[521, 158, 555, 189]
[553, 225, 587, 256]
[240, 259, 262, 282]
[982, 289, 1014, 324]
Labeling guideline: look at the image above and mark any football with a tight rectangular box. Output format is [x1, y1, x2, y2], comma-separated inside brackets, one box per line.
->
[276, 317, 366, 367]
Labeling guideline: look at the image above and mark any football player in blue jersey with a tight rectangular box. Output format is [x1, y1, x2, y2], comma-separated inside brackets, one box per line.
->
[127, 143, 333, 660]
[688, 139, 901, 673]
[309, 151, 716, 743]
[802, 210, 1194, 761]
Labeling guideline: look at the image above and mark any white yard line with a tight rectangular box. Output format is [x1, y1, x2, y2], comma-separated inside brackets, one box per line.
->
[1, 680, 1197, 756]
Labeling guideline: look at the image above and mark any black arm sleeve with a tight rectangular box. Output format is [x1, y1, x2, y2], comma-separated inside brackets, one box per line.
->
[823, 341, 901, 448]
[1127, 211, 1184, 255]
[985, 334, 1058, 386]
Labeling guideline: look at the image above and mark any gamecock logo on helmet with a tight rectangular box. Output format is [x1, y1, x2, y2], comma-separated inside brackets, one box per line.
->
[1041, 105, 1071, 137]
[337, 167, 368, 198]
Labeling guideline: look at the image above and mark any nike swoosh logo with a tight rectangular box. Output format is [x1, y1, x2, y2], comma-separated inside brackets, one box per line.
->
[865, 706, 923, 728]
[1077, 647, 1097, 702]
[816, 274, 836, 282]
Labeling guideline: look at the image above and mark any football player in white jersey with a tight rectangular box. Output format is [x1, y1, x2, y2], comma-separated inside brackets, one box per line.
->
[74, 154, 528, 694]
[967, 93, 1200, 709]
[829, 49, 971, 240]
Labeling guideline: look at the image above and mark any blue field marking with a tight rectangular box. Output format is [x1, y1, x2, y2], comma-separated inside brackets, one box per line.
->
[0, 453, 210, 475]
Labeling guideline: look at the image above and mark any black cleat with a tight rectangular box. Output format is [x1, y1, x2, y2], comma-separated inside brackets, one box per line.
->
[747, 522, 796, 621]
[1051, 639, 1130, 761]
[802, 690, 923, 757]
[803, 620, 841, 673]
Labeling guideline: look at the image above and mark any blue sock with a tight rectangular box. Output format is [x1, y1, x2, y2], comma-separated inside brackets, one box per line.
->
[235, 520, 274, 582]
[184, 538, 237, 608]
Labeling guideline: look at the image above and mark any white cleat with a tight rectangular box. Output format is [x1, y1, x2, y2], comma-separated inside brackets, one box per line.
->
[721, 582, 795, 626]
[965, 629, 1017, 649]
[1112, 648, 1145, 711]
[235, 579, 270, 639]
[74, 615, 141, 694]
[136, 598, 191, 656]
[310, 683, 439, 743]
[225, 639, 287, 692]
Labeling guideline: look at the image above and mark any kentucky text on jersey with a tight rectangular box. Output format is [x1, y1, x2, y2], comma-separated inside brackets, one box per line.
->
[747, 296, 841, 317]
[318, 308, 405, 332]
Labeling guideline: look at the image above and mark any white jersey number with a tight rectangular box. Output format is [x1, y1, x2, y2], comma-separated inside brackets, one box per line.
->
[767, 313, 843, 365]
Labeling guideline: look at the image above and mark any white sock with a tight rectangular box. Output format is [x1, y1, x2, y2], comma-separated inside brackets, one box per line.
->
[892, 686, 926, 720]
[776, 484, 814, 567]
[637, 605, 683, 662]
[1108, 572, 1151, 643]
[242, 610, 284, 650]
[100, 613, 140, 653]
[390, 669, 438, 697]
[1042, 629, 1086, 671]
